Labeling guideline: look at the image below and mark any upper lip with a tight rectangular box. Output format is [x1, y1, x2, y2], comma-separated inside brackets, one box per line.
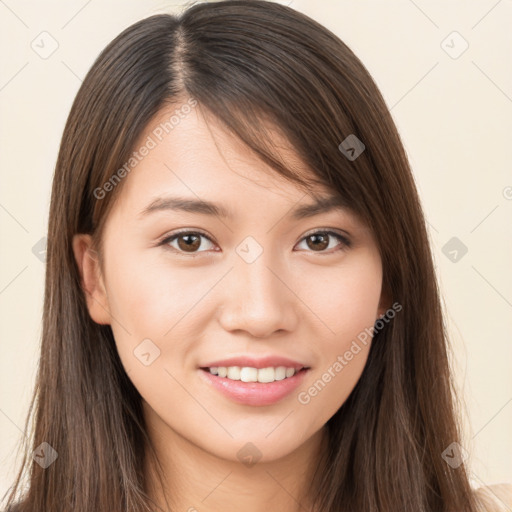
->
[200, 356, 308, 371]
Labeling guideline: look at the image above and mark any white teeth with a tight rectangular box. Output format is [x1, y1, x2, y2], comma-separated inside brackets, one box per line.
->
[240, 367, 258, 382]
[285, 367, 295, 378]
[227, 366, 241, 380]
[208, 365, 300, 382]
[274, 366, 286, 380]
[257, 367, 275, 383]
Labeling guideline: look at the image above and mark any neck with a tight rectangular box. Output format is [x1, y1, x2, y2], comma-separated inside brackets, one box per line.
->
[143, 404, 328, 512]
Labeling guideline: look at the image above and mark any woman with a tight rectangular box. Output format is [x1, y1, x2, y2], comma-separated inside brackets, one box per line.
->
[2, 1, 510, 511]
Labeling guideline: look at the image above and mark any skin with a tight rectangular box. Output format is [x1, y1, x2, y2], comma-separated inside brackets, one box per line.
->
[73, 99, 388, 512]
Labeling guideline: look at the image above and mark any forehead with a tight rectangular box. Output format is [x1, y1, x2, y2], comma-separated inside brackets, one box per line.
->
[114, 102, 328, 202]
[104, 100, 368, 234]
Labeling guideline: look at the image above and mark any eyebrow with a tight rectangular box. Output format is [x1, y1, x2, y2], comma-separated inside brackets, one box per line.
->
[138, 194, 351, 220]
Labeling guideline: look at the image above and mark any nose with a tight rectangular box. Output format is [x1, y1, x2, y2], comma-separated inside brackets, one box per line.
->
[217, 250, 298, 338]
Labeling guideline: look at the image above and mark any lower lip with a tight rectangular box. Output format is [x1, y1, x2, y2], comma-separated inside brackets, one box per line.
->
[199, 368, 309, 406]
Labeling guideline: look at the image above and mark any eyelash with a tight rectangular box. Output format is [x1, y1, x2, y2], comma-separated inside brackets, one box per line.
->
[157, 228, 352, 258]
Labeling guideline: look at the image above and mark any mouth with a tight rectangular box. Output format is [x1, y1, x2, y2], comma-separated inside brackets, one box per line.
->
[200, 365, 308, 383]
[198, 365, 311, 406]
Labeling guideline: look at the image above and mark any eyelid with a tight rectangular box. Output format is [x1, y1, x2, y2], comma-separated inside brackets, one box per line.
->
[302, 226, 351, 240]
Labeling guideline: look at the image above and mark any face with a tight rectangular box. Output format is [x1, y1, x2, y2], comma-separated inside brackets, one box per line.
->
[73, 99, 386, 465]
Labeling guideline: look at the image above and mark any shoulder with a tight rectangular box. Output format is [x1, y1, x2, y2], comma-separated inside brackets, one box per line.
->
[473, 483, 512, 512]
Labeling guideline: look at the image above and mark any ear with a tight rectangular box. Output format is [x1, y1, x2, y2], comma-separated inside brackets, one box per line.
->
[376, 284, 392, 319]
[72, 234, 111, 325]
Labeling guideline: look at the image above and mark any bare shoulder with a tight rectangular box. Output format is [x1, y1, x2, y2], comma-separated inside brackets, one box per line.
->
[473, 483, 512, 512]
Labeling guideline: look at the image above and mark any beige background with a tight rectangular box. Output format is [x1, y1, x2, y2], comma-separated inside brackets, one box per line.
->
[1, 0, 511, 498]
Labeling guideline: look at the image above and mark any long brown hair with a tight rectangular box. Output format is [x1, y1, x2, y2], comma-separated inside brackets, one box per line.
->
[2, 1, 478, 510]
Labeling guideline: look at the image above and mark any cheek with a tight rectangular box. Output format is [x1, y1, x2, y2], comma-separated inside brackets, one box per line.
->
[105, 250, 209, 337]
[104, 250, 223, 382]
[306, 250, 382, 344]
[104, 253, 206, 405]
[297, 251, 382, 416]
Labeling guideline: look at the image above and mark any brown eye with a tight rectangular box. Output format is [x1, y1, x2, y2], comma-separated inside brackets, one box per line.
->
[160, 229, 351, 257]
[296, 230, 351, 253]
[176, 233, 202, 252]
[305, 233, 329, 251]
[162, 231, 216, 255]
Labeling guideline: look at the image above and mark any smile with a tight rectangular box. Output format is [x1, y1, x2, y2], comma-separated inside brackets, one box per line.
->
[199, 366, 310, 406]
[206, 365, 299, 383]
